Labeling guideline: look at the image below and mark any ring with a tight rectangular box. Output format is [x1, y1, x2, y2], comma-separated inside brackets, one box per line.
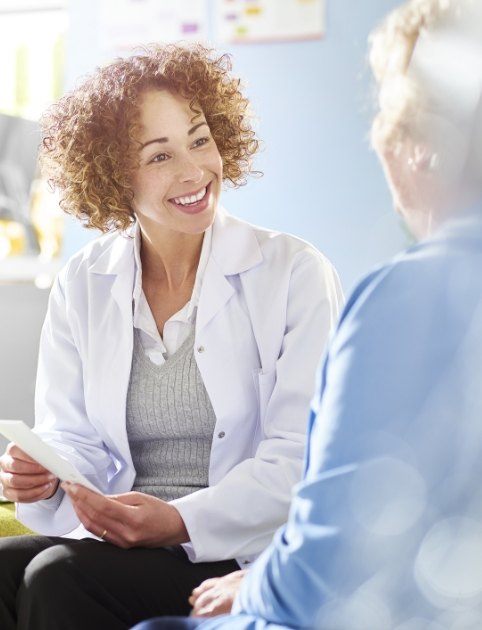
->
[100, 528, 108, 540]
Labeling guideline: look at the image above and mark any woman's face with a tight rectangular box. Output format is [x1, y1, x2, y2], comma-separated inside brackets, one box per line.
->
[131, 89, 223, 235]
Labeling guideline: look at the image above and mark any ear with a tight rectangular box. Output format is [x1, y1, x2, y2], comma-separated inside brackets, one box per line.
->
[408, 143, 438, 173]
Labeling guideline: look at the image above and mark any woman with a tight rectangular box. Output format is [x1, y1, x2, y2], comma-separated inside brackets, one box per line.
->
[0, 45, 342, 629]
[138, 1, 482, 628]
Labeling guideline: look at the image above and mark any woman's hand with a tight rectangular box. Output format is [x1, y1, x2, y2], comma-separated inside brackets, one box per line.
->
[62, 482, 189, 549]
[0, 442, 59, 502]
[189, 570, 248, 617]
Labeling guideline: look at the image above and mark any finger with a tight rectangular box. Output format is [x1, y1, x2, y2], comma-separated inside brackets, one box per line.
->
[63, 484, 113, 511]
[70, 496, 132, 538]
[197, 595, 233, 618]
[193, 589, 219, 613]
[1, 455, 47, 475]
[191, 578, 220, 596]
[0, 471, 56, 490]
[3, 480, 58, 503]
[70, 497, 128, 531]
[63, 484, 137, 524]
[195, 599, 225, 618]
[6, 443, 46, 467]
[71, 502, 134, 548]
[108, 491, 146, 506]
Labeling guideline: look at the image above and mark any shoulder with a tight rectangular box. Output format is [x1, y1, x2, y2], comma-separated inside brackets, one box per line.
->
[335, 233, 482, 354]
[58, 230, 133, 286]
[246, 214, 331, 262]
[219, 210, 339, 283]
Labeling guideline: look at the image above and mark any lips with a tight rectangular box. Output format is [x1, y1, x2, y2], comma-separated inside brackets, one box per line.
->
[168, 181, 212, 215]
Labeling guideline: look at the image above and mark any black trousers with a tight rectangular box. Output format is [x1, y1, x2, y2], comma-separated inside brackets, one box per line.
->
[0, 535, 238, 630]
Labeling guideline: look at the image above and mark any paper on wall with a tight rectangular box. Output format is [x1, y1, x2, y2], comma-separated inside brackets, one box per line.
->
[216, 0, 325, 44]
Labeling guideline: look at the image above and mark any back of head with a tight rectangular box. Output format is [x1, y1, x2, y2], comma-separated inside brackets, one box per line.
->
[370, 0, 482, 210]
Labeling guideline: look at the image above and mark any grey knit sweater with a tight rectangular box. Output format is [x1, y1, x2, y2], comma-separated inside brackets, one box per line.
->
[126, 326, 216, 501]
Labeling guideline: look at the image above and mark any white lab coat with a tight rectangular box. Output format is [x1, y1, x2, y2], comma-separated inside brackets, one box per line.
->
[17, 209, 343, 565]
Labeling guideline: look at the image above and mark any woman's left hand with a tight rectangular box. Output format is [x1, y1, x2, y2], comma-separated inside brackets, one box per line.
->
[61, 482, 189, 548]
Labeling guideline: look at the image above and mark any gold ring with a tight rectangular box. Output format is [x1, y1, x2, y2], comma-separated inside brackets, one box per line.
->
[100, 528, 108, 540]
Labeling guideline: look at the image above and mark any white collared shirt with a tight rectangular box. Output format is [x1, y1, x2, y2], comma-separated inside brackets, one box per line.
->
[132, 223, 212, 366]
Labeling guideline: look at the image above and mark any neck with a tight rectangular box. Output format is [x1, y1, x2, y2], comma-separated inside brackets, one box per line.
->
[137, 219, 204, 289]
[403, 184, 482, 240]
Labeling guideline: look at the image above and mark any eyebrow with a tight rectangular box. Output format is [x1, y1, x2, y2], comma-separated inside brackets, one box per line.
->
[140, 122, 208, 150]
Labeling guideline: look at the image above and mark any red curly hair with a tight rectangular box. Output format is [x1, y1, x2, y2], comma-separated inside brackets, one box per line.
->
[41, 44, 260, 232]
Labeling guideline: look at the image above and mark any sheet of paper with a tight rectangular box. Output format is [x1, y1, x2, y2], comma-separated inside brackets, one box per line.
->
[216, 0, 325, 44]
[0, 420, 101, 494]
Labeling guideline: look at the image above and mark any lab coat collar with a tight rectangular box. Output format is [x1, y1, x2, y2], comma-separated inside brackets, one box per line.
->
[88, 224, 136, 276]
[87, 208, 263, 279]
[211, 207, 263, 275]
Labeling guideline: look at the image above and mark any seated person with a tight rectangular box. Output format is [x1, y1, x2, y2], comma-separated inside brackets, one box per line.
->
[0, 44, 342, 630]
[135, 0, 482, 627]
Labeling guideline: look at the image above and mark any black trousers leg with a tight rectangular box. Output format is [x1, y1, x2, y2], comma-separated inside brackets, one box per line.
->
[0, 535, 84, 630]
[0, 535, 238, 630]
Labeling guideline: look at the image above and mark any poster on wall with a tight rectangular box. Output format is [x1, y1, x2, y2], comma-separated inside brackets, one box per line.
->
[99, 0, 208, 59]
[216, 0, 325, 44]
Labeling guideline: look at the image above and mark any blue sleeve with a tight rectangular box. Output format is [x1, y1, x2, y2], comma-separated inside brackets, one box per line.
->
[234, 256, 478, 628]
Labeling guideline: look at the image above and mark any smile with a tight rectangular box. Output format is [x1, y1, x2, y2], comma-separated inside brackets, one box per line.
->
[168, 182, 212, 215]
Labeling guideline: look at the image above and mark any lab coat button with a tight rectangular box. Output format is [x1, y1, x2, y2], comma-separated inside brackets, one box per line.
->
[197, 346, 205, 353]
[218, 431, 225, 439]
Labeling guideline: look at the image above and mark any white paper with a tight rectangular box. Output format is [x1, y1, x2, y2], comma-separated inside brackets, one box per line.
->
[0, 420, 101, 494]
[216, 0, 325, 44]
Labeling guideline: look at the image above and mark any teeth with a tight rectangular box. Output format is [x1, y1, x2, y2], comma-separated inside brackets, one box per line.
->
[173, 187, 206, 206]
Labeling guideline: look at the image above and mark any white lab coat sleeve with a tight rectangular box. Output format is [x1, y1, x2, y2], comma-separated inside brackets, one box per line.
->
[16, 268, 114, 536]
[171, 251, 344, 562]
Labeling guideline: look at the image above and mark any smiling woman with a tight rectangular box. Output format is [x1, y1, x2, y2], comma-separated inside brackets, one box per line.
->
[40, 44, 257, 232]
[0, 44, 343, 629]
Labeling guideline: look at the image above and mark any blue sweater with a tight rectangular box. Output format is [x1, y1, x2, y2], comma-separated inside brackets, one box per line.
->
[201, 212, 482, 629]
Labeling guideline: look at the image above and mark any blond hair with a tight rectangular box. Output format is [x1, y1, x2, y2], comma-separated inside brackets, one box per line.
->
[369, 0, 453, 150]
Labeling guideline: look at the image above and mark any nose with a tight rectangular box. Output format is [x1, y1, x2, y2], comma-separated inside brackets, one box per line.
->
[177, 154, 204, 184]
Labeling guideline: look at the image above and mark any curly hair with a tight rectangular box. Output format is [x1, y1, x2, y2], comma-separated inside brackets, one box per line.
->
[40, 44, 260, 232]
[369, 0, 454, 150]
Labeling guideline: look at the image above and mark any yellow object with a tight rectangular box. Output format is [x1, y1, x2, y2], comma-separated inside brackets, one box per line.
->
[0, 503, 35, 537]
[245, 6, 263, 16]
[30, 178, 64, 259]
[0, 220, 26, 258]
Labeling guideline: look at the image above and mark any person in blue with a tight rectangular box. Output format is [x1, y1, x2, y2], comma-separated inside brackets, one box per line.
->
[134, 0, 482, 628]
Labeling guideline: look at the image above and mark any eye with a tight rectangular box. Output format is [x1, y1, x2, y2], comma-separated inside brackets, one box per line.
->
[193, 137, 210, 148]
[150, 152, 170, 163]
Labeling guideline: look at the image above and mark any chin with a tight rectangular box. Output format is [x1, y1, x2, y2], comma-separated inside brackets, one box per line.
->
[180, 206, 217, 235]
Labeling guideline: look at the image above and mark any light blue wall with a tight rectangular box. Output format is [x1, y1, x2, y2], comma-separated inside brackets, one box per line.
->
[65, 0, 408, 290]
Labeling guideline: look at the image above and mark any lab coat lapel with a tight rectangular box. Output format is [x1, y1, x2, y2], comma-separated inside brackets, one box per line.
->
[88, 232, 135, 466]
[196, 257, 235, 332]
[196, 209, 262, 333]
